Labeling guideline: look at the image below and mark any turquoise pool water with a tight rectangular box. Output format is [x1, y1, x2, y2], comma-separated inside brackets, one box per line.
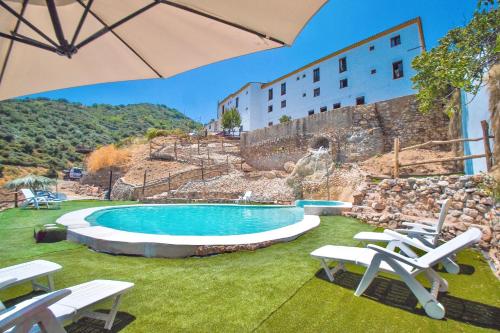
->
[85, 205, 304, 236]
[295, 200, 346, 208]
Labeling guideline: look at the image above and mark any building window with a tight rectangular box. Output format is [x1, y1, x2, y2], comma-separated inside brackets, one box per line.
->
[296, 76, 300, 81]
[281, 100, 286, 108]
[302, 74, 306, 78]
[245, 91, 248, 95]
[333, 103, 341, 109]
[308, 110, 315, 116]
[313, 68, 320, 82]
[268, 121, 273, 126]
[393, 60, 404, 79]
[235, 97, 239, 108]
[320, 106, 327, 113]
[281, 82, 286, 95]
[313, 87, 320, 97]
[390, 35, 401, 47]
[371, 69, 377, 75]
[268, 105, 273, 113]
[369, 45, 375, 51]
[302, 93, 306, 97]
[268, 88, 273, 100]
[356, 96, 365, 105]
[339, 57, 347, 73]
[221, 105, 225, 114]
[340, 78, 348, 89]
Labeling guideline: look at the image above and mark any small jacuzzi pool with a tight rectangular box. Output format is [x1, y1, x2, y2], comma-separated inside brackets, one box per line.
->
[295, 200, 352, 215]
[57, 204, 320, 258]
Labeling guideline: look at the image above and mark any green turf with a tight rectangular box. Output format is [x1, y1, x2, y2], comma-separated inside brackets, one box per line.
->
[0, 201, 498, 332]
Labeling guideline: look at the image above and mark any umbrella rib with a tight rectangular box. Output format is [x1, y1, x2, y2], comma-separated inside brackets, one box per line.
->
[46, 0, 70, 56]
[0, 0, 60, 48]
[158, 0, 287, 46]
[75, 0, 163, 78]
[70, 0, 94, 48]
[0, 0, 28, 86]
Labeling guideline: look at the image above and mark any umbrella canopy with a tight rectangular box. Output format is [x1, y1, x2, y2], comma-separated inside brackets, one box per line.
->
[4, 174, 56, 191]
[0, 0, 327, 100]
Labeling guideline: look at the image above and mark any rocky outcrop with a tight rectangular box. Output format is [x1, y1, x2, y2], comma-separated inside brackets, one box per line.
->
[111, 178, 138, 201]
[347, 174, 499, 276]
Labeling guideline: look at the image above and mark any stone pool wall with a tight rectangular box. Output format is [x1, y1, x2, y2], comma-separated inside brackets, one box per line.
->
[347, 174, 499, 276]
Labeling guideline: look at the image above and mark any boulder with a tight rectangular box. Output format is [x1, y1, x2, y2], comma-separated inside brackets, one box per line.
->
[241, 163, 254, 172]
[283, 161, 296, 173]
[263, 171, 277, 179]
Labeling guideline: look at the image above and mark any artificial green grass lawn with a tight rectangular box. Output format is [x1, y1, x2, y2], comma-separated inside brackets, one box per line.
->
[0, 201, 499, 332]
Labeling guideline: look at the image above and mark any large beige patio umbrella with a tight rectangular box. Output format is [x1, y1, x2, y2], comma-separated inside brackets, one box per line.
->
[0, 0, 327, 100]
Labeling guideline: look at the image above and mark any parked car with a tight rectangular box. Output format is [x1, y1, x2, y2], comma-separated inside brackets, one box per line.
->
[63, 167, 84, 181]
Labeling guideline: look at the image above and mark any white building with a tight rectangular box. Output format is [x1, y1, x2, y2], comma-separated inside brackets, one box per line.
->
[211, 18, 426, 132]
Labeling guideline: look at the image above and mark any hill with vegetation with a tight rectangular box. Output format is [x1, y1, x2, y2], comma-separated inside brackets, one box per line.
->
[0, 98, 201, 171]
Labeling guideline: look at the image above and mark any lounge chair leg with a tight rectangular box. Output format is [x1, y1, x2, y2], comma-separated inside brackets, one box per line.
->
[382, 257, 445, 319]
[442, 257, 460, 274]
[320, 260, 344, 282]
[48, 274, 55, 291]
[354, 255, 382, 297]
[105, 294, 122, 330]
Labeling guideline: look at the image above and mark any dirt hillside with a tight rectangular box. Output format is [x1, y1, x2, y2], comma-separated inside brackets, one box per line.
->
[360, 149, 461, 176]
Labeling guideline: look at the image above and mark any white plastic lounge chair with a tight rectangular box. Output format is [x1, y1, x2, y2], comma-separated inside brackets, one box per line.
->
[20, 189, 61, 210]
[353, 199, 458, 273]
[0, 289, 71, 333]
[0, 280, 134, 332]
[311, 228, 482, 319]
[0, 260, 62, 296]
[236, 191, 252, 203]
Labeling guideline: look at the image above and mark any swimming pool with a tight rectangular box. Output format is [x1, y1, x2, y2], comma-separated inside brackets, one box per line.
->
[57, 204, 320, 258]
[85, 205, 304, 236]
[295, 200, 352, 216]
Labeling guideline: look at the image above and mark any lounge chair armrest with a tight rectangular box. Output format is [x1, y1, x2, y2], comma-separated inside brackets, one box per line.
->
[402, 222, 437, 231]
[384, 230, 434, 253]
[395, 228, 438, 237]
[367, 244, 428, 269]
[0, 289, 71, 331]
[0, 277, 17, 290]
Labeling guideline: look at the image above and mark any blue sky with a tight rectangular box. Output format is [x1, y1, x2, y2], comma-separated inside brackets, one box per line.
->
[26, 0, 477, 124]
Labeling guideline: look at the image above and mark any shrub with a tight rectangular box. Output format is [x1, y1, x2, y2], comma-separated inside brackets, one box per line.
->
[145, 128, 188, 141]
[86, 145, 130, 172]
[279, 115, 292, 123]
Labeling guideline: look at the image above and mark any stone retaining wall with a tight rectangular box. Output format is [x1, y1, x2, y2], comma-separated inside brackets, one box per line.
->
[240, 95, 450, 170]
[347, 174, 499, 276]
[111, 164, 229, 200]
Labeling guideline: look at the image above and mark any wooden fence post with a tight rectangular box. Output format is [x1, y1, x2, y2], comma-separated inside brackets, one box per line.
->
[107, 169, 113, 200]
[149, 141, 152, 159]
[221, 137, 224, 152]
[481, 120, 493, 171]
[174, 141, 177, 160]
[14, 192, 18, 208]
[393, 138, 400, 179]
[142, 170, 147, 196]
[197, 138, 200, 154]
[168, 172, 171, 192]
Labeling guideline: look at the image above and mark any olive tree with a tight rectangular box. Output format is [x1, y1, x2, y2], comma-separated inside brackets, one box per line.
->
[221, 107, 242, 135]
[411, 1, 499, 114]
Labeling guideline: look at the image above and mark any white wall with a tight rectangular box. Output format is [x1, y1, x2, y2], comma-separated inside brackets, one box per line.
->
[217, 19, 424, 131]
[461, 87, 492, 174]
